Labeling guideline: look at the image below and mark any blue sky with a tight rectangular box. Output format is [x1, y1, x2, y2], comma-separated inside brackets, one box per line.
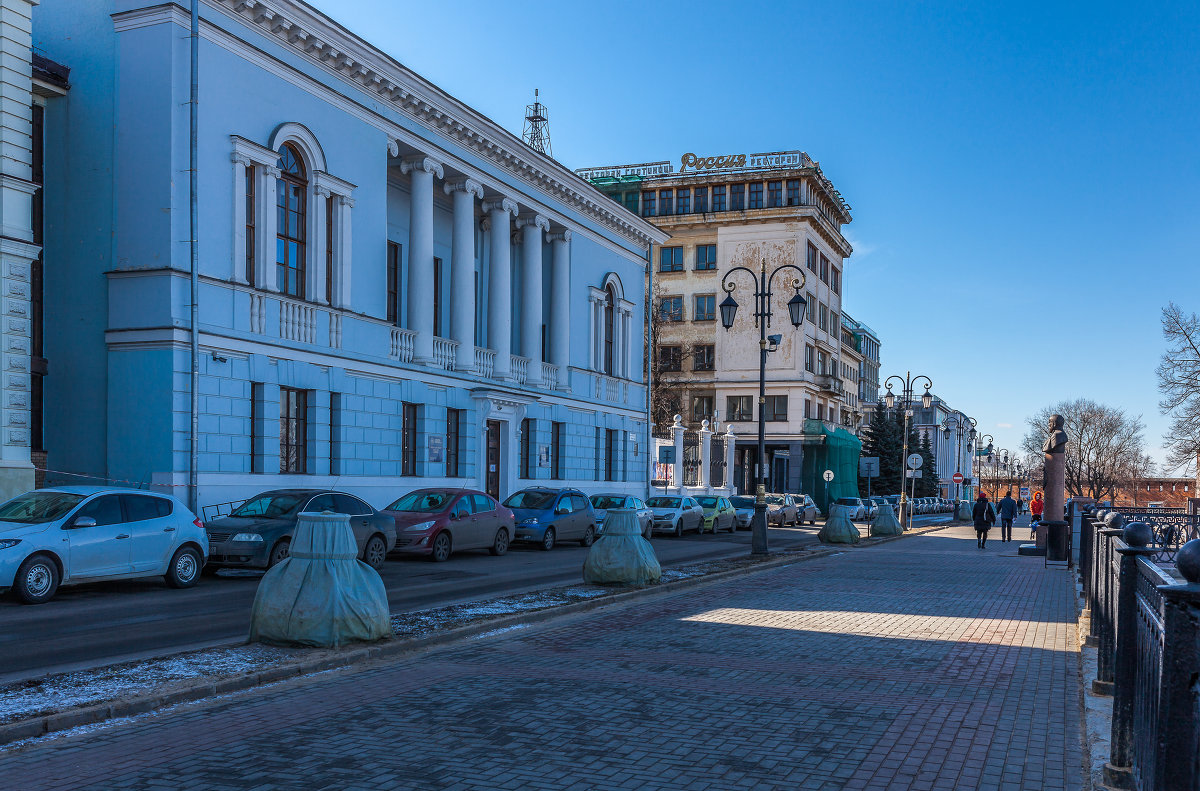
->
[311, 0, 1200, 471]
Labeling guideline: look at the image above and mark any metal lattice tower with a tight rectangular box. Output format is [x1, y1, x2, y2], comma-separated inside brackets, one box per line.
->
[522, 89, 551, 157]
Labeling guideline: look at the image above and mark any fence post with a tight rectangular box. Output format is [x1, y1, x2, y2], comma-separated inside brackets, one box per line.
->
[1104, 522, 1157, 789]
[1088, 511, 1113, 648]
[671, 414, 684, 494]
[1094, 521, 1125, 695]
[1079, 505, 1096, 617]
[1154, 539, 1200, 791]
[699, 419, 712, 492]
[725, 426, 737, 494]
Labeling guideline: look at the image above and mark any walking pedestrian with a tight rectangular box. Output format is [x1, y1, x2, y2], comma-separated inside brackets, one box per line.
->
[972, 492, 996, 549]
[998, 491, 1017, 542]
[1017, 495, 1025, 515]
[1030, 491, 1044, 538]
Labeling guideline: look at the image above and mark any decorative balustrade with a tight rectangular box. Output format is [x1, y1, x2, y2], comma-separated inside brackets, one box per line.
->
[279, 298, 317, 344]
[249, 293, 266, 334]
[510, 354, 530, 385]
[541, 362, 559, 390]
[328, 312, 342, 349]
[390, 327, 415, 362]
[474, 346, 495, 378]
[432, 336, 458, 371]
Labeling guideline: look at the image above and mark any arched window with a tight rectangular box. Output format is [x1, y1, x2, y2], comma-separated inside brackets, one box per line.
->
[276, 143, 307, 298]
[603, 284, 616, 375]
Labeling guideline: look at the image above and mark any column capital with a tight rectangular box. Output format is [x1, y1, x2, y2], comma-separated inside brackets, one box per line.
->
[400, 154, 444, 179]
[443, 178, 484, 199]
[547, 229, 573, 244]
[516, 214, 550, 233]
[481, 196, 519, 217]
[264, 165, 283, 179]
[337, 194, 355, 209]
[231, 152, 253, 168]
[387, 138, 400, 157]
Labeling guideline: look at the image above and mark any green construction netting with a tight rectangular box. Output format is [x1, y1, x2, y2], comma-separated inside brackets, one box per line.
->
[801, 420, 863, 512]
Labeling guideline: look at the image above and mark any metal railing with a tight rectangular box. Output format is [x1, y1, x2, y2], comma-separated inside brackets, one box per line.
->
[710, 433, 727, 488]
[682, 429, 701, 487]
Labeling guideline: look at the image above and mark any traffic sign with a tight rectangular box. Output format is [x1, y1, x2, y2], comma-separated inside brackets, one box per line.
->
[907, 453, 923, 469]
[823, 470, 835, 482]
[952, 471, 964, 484]
[859, 457, 880, 478]
[906, 470, 923, 478]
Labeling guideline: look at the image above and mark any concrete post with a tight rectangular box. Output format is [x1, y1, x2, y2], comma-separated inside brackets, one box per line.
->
[699, 418, 712, 492]
[725, 426, 737, 492]
[671, 414, 684, 493]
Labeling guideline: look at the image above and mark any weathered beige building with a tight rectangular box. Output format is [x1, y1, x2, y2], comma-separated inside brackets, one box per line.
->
[579, 151, 864, 502]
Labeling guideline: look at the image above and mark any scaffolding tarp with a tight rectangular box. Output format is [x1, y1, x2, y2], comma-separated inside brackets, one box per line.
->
[801, 420, 863, 513]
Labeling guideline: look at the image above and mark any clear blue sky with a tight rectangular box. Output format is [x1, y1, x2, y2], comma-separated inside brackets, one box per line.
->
[312, 0, 1200, 471]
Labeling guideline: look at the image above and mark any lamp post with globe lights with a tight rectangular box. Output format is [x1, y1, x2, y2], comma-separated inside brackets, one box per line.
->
[940, 413, 976, 502]
[882, 372, 933, 528]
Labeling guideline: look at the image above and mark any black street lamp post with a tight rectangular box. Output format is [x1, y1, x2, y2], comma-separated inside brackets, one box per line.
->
[941, 413, 976, 502]
[882, 372, 933, 528]
[720, 258, 807, 555]
[973, 433, 994, 499]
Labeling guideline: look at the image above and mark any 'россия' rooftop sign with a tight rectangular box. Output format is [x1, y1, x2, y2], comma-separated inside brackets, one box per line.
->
[576, 150, 810, 182]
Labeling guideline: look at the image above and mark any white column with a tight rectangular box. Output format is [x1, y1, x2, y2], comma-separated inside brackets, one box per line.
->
[725, 426, 738, 492]
[547, 231, 571, 389]
[700, 418, 712, 492]
[231, 154, 250, 284]
[260, 165, 281, 291]
[400, 155, 444, 364]
[517, 214, 548, 387]
[312, 186, 330, 305]
[671, 414, 685, 493]
[483, 196, 518, 381]
[335, 194, 353, 308]
[445, 178, 483, 372]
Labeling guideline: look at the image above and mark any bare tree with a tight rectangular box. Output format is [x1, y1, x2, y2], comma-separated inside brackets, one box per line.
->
[1020, 399, 1154, 501]
[1156, 302, 1200, 472]
[648, 277, 707, 430]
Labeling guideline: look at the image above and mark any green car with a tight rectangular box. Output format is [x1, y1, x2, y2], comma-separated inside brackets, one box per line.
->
[696, 495, 737, 534]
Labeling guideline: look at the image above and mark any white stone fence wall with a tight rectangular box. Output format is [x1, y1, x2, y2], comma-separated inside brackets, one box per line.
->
[653, 415, 736, 497]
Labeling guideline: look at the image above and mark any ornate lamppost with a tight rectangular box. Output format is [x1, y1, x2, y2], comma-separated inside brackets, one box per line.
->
[882, 372, 933, 528]
[719, 258, 807, 555]
[995, 448, 1011, 499]
[940, 413, 976, 502]
[974, 433, 994, 500]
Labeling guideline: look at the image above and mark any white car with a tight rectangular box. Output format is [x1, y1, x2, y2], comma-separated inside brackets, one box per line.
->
[0, 487, 207, 604]
[646, 495, 704, 537]
[833, 497, 867, 520]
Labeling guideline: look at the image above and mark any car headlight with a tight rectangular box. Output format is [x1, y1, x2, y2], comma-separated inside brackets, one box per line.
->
[404, 520, 436, 532]
[230, 533, 265, 543]
[0, 538, 19, 550]
[519, 518, 539, 526]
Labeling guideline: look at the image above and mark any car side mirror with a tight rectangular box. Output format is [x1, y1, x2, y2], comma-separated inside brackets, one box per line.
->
[70, 516, 97, 529]
[555, 506, 569, 515]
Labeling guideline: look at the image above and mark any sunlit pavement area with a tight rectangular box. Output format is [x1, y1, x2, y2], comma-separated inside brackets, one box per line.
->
[0, 523, 1080, 791]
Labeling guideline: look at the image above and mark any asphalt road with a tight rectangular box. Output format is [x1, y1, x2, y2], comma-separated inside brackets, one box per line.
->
[0, 522, 824, 684]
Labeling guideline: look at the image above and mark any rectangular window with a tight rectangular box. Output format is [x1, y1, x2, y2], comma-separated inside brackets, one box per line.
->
[676, 188, 690, 214]
[433, 256, 443, 335]
[641, 190, 656, 217]
[401, 402, 418, 476]
[659, 189, 673, 215]
[819, 303, 828, 332]
[817, 350, 828, 375]
[623, 192, 640, 213]
[767, 180, 783, 208]
[387, 242, 401, 325]
[806, 293, 816, 323]
[806, 241, 818, 273]
[659, 296, 683, 322]
[805, 344, 814, 373]
[712, 185, 726, 212]
[325, 198, 334, 305]
[727, 395, 753, 422]
[659, 246, 683, 272]
[804, 399, 812, 418]
[330, 392, 341, 474]
[250, 383, 262, 473]
[691, 394, 714, 422]
[594, 427, 602, 481]
[659, 345, 682, 372]
[730, 183, 745, 211]
[694, 187, 708, 213]
[830, 311, 839, 332]
[245, 166, 256, 286]
[787, 179, 801, 206]
[276, 176, 306, 298]
[695, 244, 717, 271]
[694, 344, 714, 371]
[446, 408, 462, 477]
[551, 421, 564, 480]
[693, 294, 715, 322]
[765, 395, 788, 421]
[279, 387, 308, 474]
[521, 418, 534, 478]
[605, 429, 617, 481]
[831, 267, 840, 295]
[748, 182, 763, 209]
[820, 254, 830, 284]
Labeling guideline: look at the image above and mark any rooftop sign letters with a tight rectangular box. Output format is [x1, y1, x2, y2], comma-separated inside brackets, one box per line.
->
[574, 161, 673, 180]
[577, 150, 811, 182]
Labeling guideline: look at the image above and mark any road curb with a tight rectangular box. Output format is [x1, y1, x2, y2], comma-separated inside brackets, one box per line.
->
[0, 524, 945, 747]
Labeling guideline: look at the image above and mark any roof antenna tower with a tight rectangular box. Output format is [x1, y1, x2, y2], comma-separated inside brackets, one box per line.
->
[522, 88, 552, 157]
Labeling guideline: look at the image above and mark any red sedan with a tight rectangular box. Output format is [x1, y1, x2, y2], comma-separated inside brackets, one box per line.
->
[383, 488, 515, 562]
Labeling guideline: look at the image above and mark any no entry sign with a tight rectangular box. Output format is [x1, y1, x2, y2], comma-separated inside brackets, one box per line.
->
[952, 472, 964, 484]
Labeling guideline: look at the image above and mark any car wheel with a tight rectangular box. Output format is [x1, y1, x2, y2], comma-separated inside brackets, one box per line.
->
[430, 531, 452, 562]
[673, 520, 682, 538]
[13, 554, 58, 604]
[489, 528, 510, 556]
[362, 534, 388, 569]
[540, 527, 556, 551]
[268, 539, 290, 569]
[580, 525, 595, 547]
[164, 546, 202, 589]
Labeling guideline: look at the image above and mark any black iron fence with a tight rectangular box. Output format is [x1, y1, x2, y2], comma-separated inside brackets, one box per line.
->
[710, 433, 726, 488]
[1082, 505, 1200, 790]
[682, 430, 701, 487]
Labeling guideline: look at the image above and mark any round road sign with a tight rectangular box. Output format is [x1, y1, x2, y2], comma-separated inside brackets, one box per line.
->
[952, 471, 964, 484]
[907, 453, 923, 469]
[823, 470, 835, 482]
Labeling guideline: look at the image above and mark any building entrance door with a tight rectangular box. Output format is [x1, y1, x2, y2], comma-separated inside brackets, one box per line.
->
[485, 420, 502, 499]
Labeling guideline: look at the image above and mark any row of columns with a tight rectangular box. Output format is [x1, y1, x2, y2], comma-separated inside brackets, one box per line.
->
[399, 152, 572, 388]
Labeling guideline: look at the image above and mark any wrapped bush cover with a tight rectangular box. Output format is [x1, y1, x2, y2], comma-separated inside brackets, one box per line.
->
[583, 509, 661, 585]
[250, 512, 391, 647]
[869, 503, 903, 537]
[819, 504, 861, 544]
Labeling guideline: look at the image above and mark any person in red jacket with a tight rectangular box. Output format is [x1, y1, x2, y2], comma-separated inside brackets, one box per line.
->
[1030, 491, 1044, 538]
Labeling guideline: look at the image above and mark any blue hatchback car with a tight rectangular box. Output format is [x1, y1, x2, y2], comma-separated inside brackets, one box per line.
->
[502, 487, 598, 550]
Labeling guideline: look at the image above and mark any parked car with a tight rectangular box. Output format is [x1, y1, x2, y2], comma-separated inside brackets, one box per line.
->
[647, 495, 704, 537]
[861, 498, 878, 520]
[589, 493, 653, 539]
[869, 496, 893, 517]
[795, 494, 820, 525]
[383, 488, 514, 562]
[504, 487, 598, 550]
[833, 497, 867, 520]
[696, 496, 737, 533]
[764, 494, 800, 526]
[0, 487, 207, 604]
[205, 489, 396, 571]
[729, 495, 756, 529]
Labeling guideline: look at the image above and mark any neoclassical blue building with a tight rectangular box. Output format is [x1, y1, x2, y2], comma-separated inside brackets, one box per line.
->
[34, 0, 664, 511]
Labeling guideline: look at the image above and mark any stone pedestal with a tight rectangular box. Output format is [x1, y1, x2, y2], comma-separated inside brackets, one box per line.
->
[583, 509, 661, 585]
[819, 504, 861, 544]
[1041, 449, 1066, 550]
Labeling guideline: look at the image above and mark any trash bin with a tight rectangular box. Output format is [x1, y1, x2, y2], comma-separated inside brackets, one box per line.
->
[1044, 520, 1069, 564]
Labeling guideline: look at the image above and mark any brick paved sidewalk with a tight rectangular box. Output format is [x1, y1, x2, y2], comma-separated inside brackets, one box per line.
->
[0, 525, 1082, 791]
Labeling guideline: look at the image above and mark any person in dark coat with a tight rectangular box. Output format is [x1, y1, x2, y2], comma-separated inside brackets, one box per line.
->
[972, 493, 996, 548]
[997, 491, 1017, 543]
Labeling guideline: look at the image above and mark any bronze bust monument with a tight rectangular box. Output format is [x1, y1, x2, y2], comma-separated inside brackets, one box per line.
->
[1043, 414, 1068, 455]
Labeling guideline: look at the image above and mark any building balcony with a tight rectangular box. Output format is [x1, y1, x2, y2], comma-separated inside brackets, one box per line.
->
[816, 374, 844, 396]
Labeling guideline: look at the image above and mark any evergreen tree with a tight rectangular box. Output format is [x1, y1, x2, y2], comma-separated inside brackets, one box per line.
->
[859, 410, 904, 495]
[917, 432, 939, 497]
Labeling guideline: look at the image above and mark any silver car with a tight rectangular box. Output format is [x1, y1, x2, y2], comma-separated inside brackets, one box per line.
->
[833, 497, 867, 521]
[646, 495, 704, 537]
[795, 494, 820, 525]
[730, 495, 757, 529]
[589, 493, 652, 539]
[765, 494, 800, 526]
